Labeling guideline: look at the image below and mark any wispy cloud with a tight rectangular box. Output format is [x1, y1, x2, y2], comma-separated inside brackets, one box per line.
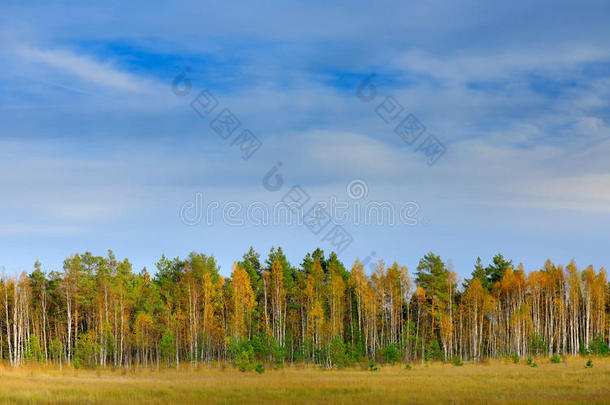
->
[13, 44, 156, 93]
[0, 0, 610, 275]
[397, 46, 610, 84]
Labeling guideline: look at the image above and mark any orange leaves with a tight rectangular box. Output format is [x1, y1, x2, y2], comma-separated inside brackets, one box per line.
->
[414, 285, 426, 302]
[464, 278, 484, 305]
[230, 264, 255, 338]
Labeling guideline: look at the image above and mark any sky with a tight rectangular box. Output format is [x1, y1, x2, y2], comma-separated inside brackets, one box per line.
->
[1, 0, 609, 281]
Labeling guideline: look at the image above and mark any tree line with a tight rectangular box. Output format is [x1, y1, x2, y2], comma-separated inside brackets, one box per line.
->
[1, 248, 608, 369]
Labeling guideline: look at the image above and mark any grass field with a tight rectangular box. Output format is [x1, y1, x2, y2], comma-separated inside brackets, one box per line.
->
[0, 357, 608, 404]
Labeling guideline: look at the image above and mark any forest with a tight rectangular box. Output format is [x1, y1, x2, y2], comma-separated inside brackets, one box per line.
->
[1, 248, 608, 370]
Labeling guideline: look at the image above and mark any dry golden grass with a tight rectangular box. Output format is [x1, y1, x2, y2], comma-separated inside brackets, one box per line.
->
[0, 357, 608, 404]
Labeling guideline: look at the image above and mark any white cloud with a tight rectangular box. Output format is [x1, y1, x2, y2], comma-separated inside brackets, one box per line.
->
[13, 44, 155, 93]
[396, 46, 610, 84]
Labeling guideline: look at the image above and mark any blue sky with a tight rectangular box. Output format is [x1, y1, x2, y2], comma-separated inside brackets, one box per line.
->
[1, 1, 609, 281]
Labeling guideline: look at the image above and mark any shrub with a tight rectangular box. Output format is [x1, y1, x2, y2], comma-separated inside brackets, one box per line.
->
[579, 343, 589, 356]
[452, 357, 464, 366]
[527, 356, 533, 366]
[269, 338, 285, 366]
[227, 337, 258, 371]
[511, 353, 519, 364]
[348, 340, 365, 363]
[329, 336, 350, 368]
[531, 361, 538, 368]
[368, 361, 378, 371]
[25, 335, 44, 362]
[426, 340, 443, 361]
[159, 331, 175, 366]
[588, 334, 610, 356]
[405, 364, 412, 370]
[255, 362, 265, 374]
[585, 358, 593, 368]
[49, 338, 63, 363]
[383, 343, 399, 364]
[235, 348, 255, 372]
[73, 331, 100, 370]
[249, 333, 269, 360]
[550, 353, 561, 363]
[529, 333, 547, 356]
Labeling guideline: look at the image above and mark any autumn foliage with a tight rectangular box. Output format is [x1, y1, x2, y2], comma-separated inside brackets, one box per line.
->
[1, 248, 608, 369]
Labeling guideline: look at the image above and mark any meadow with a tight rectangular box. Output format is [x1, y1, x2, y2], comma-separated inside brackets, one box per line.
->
[0, 357, 608, 404]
